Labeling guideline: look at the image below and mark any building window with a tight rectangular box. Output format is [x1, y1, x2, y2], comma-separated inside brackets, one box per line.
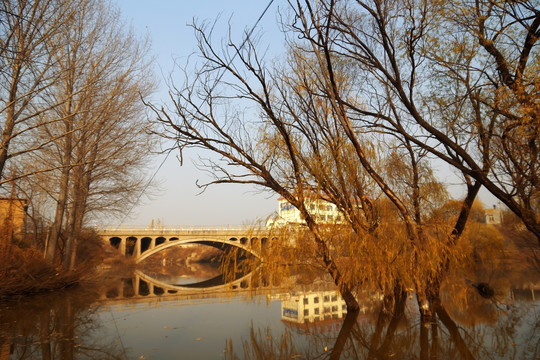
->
[314, 308, 320, 315]
[303, 298, 309, 305]
[323, 295, 330, 302]
[331, 295, 338, 302]
[304, 309, 309, 316]
[332, 305, 338, 312]
[314, 296, 319, 304]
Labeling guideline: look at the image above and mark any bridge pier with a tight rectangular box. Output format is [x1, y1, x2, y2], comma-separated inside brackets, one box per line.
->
[135, 239, 141, 258]
[119, 238, 126, 256]
[134, 274, 140, 295]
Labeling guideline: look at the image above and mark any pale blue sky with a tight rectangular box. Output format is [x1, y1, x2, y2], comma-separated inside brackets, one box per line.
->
[113, 0, 283, 226]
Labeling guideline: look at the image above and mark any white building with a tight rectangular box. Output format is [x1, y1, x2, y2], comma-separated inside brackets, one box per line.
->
[266, 196, 345, 228]
[484, 206, 503, 225]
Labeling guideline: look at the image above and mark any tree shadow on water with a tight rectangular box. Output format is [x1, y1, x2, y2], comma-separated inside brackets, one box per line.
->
[0, 290, 127, 360]
[224, 289, 539, 360]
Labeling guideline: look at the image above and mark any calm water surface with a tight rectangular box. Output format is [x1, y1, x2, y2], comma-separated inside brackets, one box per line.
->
[0, 265, 539, 359]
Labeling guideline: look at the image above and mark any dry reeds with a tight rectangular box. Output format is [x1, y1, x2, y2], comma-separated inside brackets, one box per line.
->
[0, 243, 80, 299]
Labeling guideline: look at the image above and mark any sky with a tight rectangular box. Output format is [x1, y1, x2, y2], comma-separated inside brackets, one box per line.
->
[111, 0, 284, 226]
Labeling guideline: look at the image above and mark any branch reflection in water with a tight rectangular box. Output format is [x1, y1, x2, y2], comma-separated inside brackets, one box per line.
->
[225, 285, 539, 360]
[0, 263, 538, 359]
[0, 290, 125, 360]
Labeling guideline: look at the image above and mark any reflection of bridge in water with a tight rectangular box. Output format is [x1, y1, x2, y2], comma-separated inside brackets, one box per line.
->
[95, 268, 540, 316]
[95, 268, 289, 307]
[96, 225, 273, 262]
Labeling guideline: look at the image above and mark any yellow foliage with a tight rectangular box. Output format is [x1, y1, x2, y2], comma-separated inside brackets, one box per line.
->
[467, 223, 505, 252]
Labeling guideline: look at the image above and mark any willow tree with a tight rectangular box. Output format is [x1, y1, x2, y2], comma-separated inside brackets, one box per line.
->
[153, 0, 538, 318]
[150, 7, 449, 314]
[313, 0, 540, 240]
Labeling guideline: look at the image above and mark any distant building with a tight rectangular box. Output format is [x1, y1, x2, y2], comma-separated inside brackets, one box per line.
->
[484, 205, 502, 225]
[266, 196, 346, 228]
[0, 197, 28, 239]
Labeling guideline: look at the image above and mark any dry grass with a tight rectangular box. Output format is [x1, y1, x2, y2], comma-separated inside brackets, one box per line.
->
[0, 243, 80, 299]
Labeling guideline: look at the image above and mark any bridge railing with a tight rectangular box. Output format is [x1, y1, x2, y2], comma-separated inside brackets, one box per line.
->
[96, 224, 268, 233]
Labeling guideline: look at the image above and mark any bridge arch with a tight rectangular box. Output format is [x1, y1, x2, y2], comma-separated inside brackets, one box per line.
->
[140, 237, 152, 253]
[126, 236, 138, 256]
[136, 237, 260, 263]
[109, 237, 122, 249]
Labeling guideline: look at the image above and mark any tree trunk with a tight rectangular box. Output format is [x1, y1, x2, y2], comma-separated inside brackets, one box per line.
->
[45, 163, 70, 263]
[45, 95, 73, 263]
[0, 61, 21, 180]
[63, 164, 83, 271]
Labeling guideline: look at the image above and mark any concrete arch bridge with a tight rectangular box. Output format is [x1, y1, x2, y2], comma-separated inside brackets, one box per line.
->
[96, 225, 273, 262]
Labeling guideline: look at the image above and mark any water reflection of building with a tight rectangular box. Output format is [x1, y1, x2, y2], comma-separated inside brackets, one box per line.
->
[281, 291, 349, 324]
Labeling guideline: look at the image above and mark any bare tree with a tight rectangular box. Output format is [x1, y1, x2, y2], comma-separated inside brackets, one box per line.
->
[12, 0, 157, 266]
[0, 0, 75, 186]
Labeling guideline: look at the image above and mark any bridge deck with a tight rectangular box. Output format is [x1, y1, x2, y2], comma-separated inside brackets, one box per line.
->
[97, 224, 268, 236]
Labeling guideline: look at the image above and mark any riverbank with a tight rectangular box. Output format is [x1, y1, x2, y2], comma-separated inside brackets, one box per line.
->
[0, 244, 79, 299]
[0, 231, 134, 300]
[0, 239, 222, 300]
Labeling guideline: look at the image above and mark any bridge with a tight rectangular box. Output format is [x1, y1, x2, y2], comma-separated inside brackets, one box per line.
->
[96, 225, 272, 262]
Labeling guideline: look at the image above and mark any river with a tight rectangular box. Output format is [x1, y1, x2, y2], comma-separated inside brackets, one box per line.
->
[0, 262, 538, 359]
